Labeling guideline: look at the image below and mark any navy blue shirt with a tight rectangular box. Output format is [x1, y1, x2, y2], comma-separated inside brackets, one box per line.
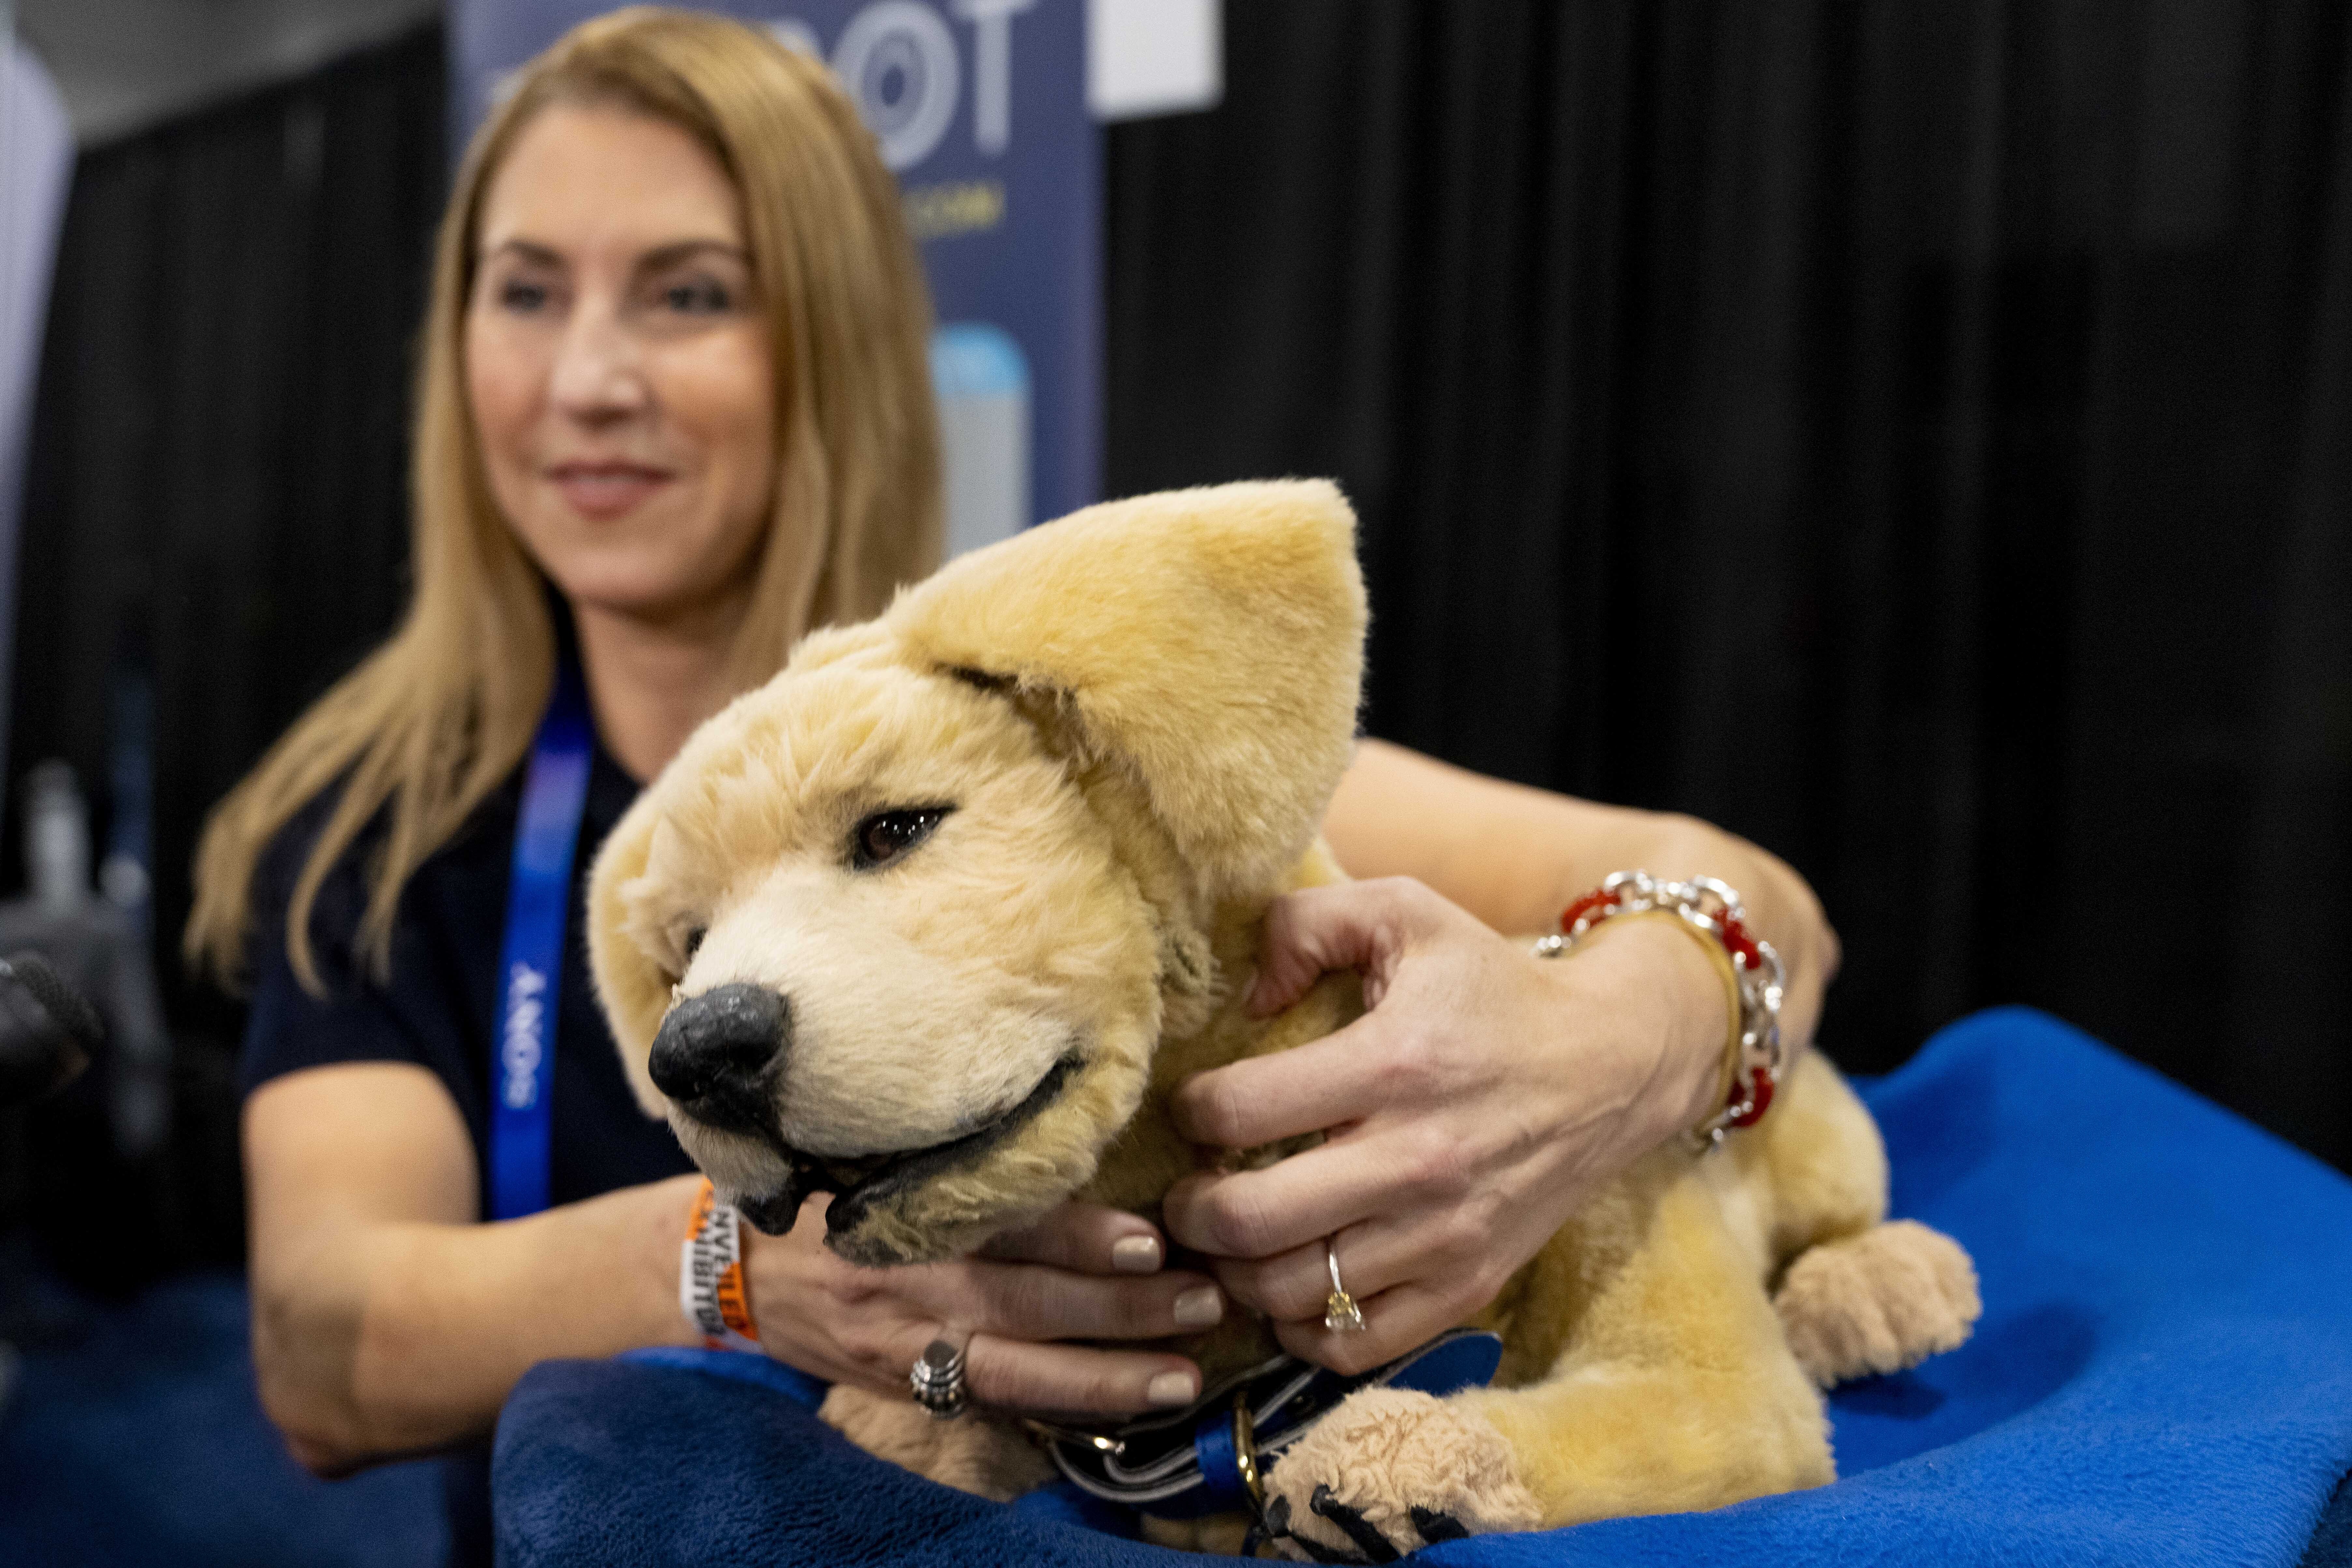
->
[238, 736, 693, 1206]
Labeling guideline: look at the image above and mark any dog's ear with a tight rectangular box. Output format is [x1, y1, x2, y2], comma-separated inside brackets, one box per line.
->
[585, 789, 673, 1119]
[885, 479, 1366, 901]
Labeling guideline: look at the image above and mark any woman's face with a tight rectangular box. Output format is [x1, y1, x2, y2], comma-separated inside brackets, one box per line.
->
[466, 103, 776, 628]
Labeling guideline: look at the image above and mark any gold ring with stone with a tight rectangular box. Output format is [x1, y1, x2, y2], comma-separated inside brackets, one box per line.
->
[1323, 1240, 1366, 1333]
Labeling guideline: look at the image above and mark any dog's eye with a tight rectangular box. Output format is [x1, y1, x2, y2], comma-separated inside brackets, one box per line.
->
[661, 925, 706, 984]
[851, 807, 951, 870]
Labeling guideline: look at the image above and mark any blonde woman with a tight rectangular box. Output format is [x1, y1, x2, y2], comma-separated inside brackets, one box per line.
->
[190, 9, 1834, 1557]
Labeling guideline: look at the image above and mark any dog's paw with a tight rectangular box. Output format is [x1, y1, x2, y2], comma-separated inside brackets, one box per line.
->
[1257, 1388, 1538, 1562]
[1774, 1218, 1981, 1387]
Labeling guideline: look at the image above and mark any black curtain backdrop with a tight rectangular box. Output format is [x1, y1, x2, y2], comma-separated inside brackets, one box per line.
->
[9, 26, 446, 1064]
[3, 26, 444, 1267]
[1106, 1, 2352, 1172]
[7, 3, 2347, 1216]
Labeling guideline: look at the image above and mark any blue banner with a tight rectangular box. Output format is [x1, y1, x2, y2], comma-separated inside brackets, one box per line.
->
[450, 0, 1097, 553]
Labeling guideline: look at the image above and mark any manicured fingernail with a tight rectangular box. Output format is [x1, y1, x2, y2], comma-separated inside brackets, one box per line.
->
[1147, 1371, 1198, 1407]
[1173, 1285, 1223, 1331]
[1111, 1235, 1162, 1274]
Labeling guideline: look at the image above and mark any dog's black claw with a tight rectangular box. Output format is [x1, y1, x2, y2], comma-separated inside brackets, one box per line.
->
[1311, 1484, 1400, 1563]
[1409, 1506, 1470, 1543]
[1263, 1491, 1355, 1564]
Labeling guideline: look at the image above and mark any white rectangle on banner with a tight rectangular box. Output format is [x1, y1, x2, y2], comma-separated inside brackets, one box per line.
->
[1087, 0, 1219, 121]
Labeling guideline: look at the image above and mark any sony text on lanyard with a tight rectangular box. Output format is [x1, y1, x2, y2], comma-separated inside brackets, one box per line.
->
[490, 663, 594, 1220]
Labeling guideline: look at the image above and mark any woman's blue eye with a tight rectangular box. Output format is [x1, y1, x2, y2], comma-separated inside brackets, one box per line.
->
[498, 279, 551, 312]
[662, 280, 732, 314]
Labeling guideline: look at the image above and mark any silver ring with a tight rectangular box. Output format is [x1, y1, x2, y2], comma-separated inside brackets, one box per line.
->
[910, 1337, 969, 1419]
[1322, 1241, 1367, 1333]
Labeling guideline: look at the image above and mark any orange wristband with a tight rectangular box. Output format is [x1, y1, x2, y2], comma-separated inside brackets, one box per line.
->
[681, 1178, 761, 1352]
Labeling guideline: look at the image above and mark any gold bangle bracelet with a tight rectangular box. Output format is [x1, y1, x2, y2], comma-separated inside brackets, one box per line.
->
[1605, 909, 1744, 1115]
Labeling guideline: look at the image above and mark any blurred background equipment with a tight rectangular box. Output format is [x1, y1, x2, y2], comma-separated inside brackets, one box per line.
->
[0, 936, 101, 1407]
[0, 761, 167, 1157]
[0, 948, 102, 1111]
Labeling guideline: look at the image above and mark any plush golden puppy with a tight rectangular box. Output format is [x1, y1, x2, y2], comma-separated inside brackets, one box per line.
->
[586, 480, 1980, 1560]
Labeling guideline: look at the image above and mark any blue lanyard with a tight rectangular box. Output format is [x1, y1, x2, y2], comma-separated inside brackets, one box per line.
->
[488, 662, 594, 1220]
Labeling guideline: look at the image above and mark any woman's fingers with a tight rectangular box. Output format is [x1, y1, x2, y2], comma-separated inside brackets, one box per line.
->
[1164, 1122, 1465, 1261]
[811, 1258, 1214, 1414]
[980, 1201, 1165, 1275]
[1270, 1279, 1468, 1377]
[862, 1316, 1203, 1416]
[960, 1335, 1202, 1416]
[939, 1256, 1224, 1344]
[1169, 1021, 1390, 1150]
[758, 1209, 1220, 1404]
[1182, 878, 1487, 1152]
[1210, 1215, 1438, 1324]
[1244, 878, 1443, 1016]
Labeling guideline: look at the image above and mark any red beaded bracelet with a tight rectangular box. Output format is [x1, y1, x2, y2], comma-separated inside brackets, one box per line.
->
[1534, 870, 1787, 1150]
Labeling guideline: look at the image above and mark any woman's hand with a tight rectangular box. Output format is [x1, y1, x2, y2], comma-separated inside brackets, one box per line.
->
[742, 1197, 1225, 1416]
[1162, 877, 1727, 1374]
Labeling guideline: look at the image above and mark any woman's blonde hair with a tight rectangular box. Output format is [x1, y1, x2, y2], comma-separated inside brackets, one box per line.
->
[186, 7, 941, 990]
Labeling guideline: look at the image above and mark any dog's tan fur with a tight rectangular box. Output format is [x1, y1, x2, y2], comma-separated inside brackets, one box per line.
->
[586, 480, 1979, 1558]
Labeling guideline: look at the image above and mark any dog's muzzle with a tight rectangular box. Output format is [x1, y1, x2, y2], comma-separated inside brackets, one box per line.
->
[650, 983, 789, 1140]
[728, 1056, 1083, 1244]
[653, 985, 1083, 1247]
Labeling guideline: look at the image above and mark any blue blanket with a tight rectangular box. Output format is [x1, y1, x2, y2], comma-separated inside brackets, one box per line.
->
[492, 1009, 2352, 1565]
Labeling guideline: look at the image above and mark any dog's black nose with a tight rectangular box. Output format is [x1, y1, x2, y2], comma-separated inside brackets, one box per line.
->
[649, 984, 790, 1119]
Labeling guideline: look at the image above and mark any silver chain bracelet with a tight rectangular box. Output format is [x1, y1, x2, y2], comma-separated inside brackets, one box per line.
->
[1534, 870, 1787, 1152]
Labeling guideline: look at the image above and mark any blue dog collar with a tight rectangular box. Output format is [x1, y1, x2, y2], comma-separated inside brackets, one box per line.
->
[1042, 1328, 1503, 1520]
